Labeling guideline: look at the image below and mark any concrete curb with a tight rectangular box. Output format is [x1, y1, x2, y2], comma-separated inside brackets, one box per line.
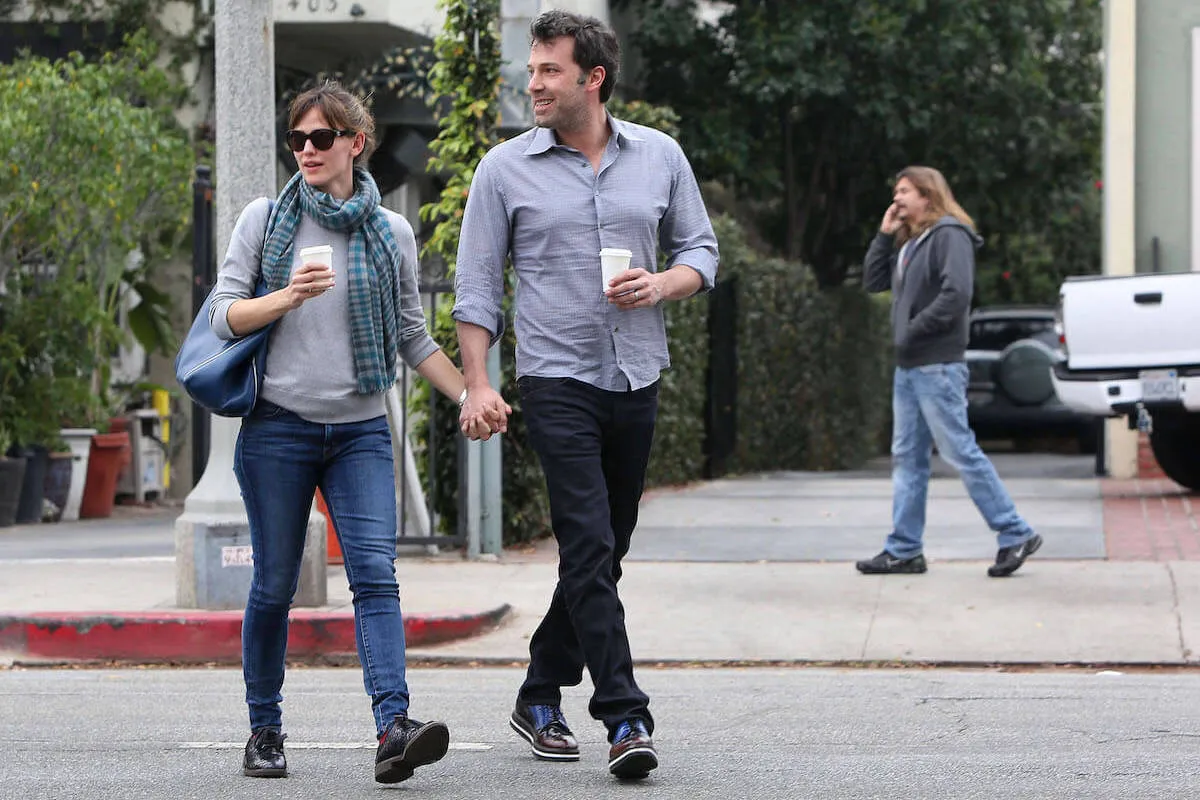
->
[0, 604, 511, 665]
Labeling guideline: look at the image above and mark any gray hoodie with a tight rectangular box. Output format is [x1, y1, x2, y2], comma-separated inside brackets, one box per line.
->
[863, 214, 983, 368]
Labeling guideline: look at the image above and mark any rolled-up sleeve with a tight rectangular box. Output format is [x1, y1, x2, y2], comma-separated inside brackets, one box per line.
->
[391, 215, 440, 369]
[452, 156, 509, 344]
[208, 198, 272, 340]
[660, 142, 719, 290]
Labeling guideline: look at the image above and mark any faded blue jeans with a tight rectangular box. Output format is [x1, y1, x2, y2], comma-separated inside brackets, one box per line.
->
[234, 400, 408, 736]
[886, 363, 1036, 559]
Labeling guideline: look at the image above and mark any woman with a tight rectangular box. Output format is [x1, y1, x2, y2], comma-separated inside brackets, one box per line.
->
[209, 81, 505, 783]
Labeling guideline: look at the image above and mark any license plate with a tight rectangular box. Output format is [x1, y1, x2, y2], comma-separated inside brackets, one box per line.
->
[1140, 369, 1180, 403]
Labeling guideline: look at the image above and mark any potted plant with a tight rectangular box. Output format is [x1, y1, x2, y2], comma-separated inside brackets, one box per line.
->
[0, 37, 193, 518]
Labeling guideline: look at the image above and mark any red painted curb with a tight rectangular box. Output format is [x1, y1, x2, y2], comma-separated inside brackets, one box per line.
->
[0, 604, 510, 664]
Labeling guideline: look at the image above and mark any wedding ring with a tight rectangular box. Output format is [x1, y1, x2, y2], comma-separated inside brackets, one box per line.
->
[635, 290, 640, 301]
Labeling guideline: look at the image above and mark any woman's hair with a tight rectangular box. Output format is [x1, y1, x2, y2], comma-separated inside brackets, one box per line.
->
[894, 166, 975, 244]
[287, 81, 377, 166]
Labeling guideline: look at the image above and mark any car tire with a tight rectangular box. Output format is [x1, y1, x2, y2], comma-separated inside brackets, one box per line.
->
[1149, 415, 1200, 491]
[995, 339, 1057, 406]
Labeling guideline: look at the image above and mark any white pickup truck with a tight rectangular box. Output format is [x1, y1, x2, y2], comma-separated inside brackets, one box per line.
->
[1050, 272, 1200, 489]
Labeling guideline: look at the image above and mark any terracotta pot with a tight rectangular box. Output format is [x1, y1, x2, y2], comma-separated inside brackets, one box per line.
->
[79, 431, 132, 519]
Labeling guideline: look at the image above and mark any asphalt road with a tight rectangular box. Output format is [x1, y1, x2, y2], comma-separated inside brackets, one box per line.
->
[3, 666, 1199, 799]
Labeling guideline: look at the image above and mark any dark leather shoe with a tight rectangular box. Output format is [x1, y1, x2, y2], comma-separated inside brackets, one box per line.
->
[856, 550, 928, 574]
[509, 699, 580, 761]
[242, 728, 287, 778]
[375, 715, 450, 784]
[988, 533, 1043, 577]
[607, 719, 657, 779]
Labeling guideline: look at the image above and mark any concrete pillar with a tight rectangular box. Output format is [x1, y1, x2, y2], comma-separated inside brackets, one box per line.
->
[175, 0, 326, 609]
[1103, 0, 1139, 479]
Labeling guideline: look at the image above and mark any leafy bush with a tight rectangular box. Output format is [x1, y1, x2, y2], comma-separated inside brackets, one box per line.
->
[0, 32, 193, 445]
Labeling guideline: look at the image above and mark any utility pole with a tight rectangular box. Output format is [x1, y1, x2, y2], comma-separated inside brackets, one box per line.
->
[175, 0, 327, 608]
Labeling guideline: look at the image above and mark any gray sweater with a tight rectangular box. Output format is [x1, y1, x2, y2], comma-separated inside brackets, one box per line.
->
[209, 197, 439, 424]
[863, 215, 983, 368]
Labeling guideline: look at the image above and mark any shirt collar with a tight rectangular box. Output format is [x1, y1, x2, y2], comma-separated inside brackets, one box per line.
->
[523, 111, 644, 156]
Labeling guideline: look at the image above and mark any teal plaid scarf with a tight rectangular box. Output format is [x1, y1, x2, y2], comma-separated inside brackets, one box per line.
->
[260, 167, 401, 395]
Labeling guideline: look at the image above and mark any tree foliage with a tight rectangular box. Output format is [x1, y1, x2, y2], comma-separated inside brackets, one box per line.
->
[616, 0, 1103, 300]
[8, 0, 212, 92]
[0, 32, 193, 441]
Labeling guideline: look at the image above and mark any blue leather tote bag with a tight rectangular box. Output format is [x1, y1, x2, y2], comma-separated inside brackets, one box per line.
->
[175, 278, 275, 417]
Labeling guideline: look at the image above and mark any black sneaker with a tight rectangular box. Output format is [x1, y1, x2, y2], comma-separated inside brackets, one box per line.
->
[607, 719, 657, 780]
[375, 715, 450, 784]
[243, 728, 287, 778]
[510, 699, 580, 761]
[855, 550, 928, 574]
[988, 533, 1043, 578]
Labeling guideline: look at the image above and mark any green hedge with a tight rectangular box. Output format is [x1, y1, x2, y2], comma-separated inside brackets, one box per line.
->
[648, 215, 893, 483]
[721, 215, 893, 471]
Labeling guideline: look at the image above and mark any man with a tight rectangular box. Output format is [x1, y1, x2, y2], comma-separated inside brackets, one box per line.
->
[452, 9, 718, 780]
[858, 166, 1042, 578]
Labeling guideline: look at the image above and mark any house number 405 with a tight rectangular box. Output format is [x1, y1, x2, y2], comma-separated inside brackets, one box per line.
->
[288, 0, 338, 12]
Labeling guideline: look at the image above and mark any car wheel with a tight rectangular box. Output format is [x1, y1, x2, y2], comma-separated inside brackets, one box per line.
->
[1149, 415, 1200, 491]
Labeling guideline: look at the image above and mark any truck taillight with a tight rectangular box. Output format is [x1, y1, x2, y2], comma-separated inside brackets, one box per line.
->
[1055, 295, 1068, 358]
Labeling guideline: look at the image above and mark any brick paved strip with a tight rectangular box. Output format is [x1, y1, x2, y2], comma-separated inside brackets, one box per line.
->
[1103, 478, 1200, 561]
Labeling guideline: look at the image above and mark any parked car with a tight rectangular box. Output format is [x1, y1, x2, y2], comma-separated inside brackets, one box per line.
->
[965, 306, 1100, 451]
[1051, 272, 1200, 490]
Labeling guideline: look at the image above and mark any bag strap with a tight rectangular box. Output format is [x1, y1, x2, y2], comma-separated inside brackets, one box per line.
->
[254, 199, 275, 297]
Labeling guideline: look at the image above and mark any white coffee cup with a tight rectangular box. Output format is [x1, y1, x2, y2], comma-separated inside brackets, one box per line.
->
[599, 248, 633, 292]
[298, 244, 334, 270]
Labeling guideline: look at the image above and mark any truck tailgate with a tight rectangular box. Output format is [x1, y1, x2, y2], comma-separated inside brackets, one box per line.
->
[1062, 273, 1200, 370]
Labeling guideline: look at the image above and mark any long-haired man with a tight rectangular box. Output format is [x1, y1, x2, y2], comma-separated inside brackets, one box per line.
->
[858, 166, 1042, 578]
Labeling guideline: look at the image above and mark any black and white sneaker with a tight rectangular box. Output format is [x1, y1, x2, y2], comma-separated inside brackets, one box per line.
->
[855, 550, 928, 574]
[608, 720, 657, 780]
[509, 700, 580, 761]
[988, 533, 1043, 577]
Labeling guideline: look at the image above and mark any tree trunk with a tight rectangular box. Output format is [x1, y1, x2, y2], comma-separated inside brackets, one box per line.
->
[782, 107, 800, 261]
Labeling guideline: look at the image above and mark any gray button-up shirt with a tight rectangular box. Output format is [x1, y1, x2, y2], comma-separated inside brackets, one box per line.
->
[452, 116, 719, 391]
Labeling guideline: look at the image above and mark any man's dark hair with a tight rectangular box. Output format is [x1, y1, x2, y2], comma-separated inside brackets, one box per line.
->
[530, 9, 620, 103]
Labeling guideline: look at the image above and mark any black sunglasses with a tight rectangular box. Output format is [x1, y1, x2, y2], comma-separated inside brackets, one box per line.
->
[286, 128, 351, 152]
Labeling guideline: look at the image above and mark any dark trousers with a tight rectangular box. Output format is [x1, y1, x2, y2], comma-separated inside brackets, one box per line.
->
[516, 376, 658, 738]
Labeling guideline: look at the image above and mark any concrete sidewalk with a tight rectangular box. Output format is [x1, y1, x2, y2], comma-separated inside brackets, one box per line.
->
[1, 556, 1196, 665]
[1, 453, 1197, 667]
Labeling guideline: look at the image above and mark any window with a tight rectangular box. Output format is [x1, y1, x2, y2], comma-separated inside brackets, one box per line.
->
[968, 318, 1054, 351]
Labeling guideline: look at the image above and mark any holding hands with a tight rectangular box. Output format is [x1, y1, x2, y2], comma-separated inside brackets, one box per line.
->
[459, 386, 512, 441]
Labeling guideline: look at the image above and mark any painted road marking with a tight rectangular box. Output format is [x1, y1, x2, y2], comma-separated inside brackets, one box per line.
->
[177, 742, 493, 751]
